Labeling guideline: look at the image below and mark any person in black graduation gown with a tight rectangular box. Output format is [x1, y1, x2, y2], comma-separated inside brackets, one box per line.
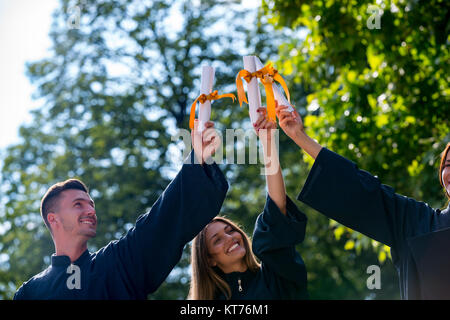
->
[14, 121, 229, 300]
[276, 103, 450, 300]
[188, 108, 308, 300]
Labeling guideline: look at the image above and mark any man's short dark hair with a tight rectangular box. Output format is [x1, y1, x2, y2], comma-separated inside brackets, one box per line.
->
[40, 179, 89, 231]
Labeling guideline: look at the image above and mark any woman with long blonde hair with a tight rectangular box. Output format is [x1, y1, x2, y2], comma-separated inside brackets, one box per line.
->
[189, 107, 308, 300]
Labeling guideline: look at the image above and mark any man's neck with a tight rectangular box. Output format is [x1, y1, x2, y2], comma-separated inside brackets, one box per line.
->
[54, 240, 88, 263]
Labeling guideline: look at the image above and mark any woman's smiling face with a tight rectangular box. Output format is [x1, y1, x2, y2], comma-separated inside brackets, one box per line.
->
[442, 150, 450, 198]
[205, 221, 247, 273]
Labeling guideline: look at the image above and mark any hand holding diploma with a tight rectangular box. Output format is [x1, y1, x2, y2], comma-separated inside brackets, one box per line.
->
[276, 103, 322, 160]
[253, 106, 277, 148]
[276, 103, 304, 141]
[191, 120, 222, 165]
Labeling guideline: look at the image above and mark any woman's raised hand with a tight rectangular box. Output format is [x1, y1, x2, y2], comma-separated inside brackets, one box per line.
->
[275, 101, 304, 142]
[254, 107, 277, 147]
[191, 120, 222, 164]
[275, 101, 322, 159]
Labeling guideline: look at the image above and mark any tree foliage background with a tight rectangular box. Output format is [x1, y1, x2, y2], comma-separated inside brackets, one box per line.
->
[0, 0, 448, 299]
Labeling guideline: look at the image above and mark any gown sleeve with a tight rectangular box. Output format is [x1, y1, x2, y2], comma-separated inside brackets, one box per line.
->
[13, 285, 27, 300]
[97, 151, 229, 297]
[297, 147, 436, 254]
[252, 194, 309, 299]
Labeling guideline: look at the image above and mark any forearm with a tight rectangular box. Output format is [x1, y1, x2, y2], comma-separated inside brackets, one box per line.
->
[262, 138, 287, 215]
[297, 147, 405, 247]
[293, 130, 323, 160]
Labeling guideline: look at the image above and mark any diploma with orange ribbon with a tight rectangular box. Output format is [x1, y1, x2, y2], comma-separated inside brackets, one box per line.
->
[254, 56, 294, 113]
[236, 56, 293, 125]
[190, 66, 236, 132]
[241, 56, 262, 125]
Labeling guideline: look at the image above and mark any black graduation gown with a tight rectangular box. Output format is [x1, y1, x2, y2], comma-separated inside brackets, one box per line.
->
[214, 195, 308, 300]
[297, 147, 450, 300]
[14, 151, 228, 300]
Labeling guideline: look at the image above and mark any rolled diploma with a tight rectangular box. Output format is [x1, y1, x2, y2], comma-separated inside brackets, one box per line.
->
[198, 66, 215, 132]
[254, 57, 294, 112]
[243, 56, 262, 125]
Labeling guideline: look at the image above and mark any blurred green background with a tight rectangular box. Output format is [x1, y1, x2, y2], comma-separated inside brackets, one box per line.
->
[0, 0, 448, 299]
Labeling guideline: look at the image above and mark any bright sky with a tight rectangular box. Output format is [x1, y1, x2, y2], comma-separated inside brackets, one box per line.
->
[0, 0, 59, 150]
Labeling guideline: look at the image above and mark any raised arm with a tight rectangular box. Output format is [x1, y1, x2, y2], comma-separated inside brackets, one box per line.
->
[276, 104, 436, 250]
[98, 121, 228, 298]
[250, 107, 309, 299]
[254, 107, 286, 214]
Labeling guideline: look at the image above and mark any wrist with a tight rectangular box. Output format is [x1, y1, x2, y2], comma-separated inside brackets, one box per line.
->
[293, 130, 322, 159]
[193, 149, 204, 165]
[262, 143, 279, 162]
[293, 128, 308, 145]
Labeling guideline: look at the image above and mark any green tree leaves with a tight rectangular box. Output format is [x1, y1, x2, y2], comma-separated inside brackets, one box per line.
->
[264, 0, 449, 298]
[1, 0, 447, 300]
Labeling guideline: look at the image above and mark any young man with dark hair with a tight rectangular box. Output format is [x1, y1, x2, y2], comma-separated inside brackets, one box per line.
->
[14, 121, 228, 300]
[40, 179, 90, 231]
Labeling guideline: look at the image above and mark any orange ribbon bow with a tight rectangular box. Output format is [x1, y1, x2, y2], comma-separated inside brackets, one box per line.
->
[189, 90, 236, 129]
[235, 62, 290, 122]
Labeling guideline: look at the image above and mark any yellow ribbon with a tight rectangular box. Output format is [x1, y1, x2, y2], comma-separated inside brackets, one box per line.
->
[235, 62, 290, 122]
[189, 90, 236, 129]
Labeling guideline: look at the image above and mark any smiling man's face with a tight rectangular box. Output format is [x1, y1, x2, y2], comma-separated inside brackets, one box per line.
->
[48, 189, 97, 240]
